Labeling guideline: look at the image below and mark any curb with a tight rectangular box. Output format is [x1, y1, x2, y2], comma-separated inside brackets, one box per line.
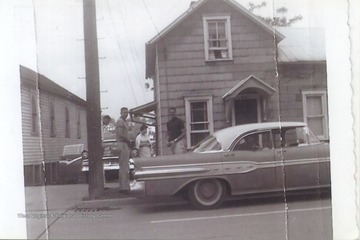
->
[75, 196, 138, 209]
[75, 196, 186, 210]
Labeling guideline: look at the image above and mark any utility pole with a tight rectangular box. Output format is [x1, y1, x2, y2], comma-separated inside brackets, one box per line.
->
[83, 0, 104, 199]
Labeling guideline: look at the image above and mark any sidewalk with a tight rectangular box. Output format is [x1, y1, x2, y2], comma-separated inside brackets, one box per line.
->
[25, 182, 183, 213]
[25, 182, 135, 213]
[24, 182, 136, 239]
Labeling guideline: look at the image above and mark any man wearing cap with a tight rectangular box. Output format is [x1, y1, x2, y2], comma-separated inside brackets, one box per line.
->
[135, 124, 151, 158]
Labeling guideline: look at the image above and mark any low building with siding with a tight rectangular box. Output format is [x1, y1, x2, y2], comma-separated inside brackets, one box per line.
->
[138, 0, 328, 155]
[20, 65, 87, 185]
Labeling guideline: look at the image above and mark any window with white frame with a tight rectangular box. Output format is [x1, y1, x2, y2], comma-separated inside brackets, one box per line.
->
[185, 96, 214, 148]
[203, 16, 232, 61]
[302, 90, 328, 140]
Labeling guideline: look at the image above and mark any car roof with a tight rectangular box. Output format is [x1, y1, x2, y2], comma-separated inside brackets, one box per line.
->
[214, 122, 307, 150]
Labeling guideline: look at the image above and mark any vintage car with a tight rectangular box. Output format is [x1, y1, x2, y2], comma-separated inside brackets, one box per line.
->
[82, 139, 119, 173]
[82, 139, 138, 182]
[130, 122, 331, 210]
[59, 144, 88, 183]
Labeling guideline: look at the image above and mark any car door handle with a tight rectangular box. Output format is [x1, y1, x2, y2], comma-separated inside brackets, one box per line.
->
[224, 153, 235, 157]
[276, 150, 287, 153]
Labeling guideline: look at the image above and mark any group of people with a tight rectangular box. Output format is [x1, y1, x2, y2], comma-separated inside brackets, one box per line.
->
[102, 107, 186, 193]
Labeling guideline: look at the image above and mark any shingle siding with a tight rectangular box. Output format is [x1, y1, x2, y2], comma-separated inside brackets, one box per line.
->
[155, 0, 278, 154]
[39, 92, 87, 162]
[21, 84, 44, 165]
[278, 63, 327, 122]
[148, 0, 327, 155]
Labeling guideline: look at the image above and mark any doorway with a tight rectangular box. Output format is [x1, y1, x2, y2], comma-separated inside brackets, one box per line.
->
[234, 97, 260, 125]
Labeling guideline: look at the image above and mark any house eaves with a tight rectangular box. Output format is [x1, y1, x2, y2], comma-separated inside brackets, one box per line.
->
[145, 0, 285, 79]
[129, 101, 156, 126]
[20, 65, 87, 107]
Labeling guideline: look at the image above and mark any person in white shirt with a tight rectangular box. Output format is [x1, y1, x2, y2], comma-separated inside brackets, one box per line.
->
[102, 115, 115, 140]
[101, 115, 115, 188]
[135, 124, 151, 158]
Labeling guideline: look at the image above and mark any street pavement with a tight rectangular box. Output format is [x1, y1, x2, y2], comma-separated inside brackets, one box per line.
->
[24, 182, 186, 239]
[24, 183, 332, 239]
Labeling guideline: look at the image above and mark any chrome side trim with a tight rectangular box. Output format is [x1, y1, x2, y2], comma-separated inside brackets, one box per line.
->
[141, 157, 330, 170]
[134, 166, 214, 180]
[142, 162, 223, 170]
[222, 157, 330, 174]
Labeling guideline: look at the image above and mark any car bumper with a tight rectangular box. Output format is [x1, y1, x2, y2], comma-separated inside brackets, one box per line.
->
[81, 164, 119, 172]
[130, 180, 145, 197]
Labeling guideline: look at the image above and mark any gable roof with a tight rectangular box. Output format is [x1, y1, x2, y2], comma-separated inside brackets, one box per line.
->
[145, 0, 285, 79]
[222, 75, 276, 122]
[146, 0, 283, 46]
[20, 65, 87, 107]
[222, 75, 276, 101]
[277, 27, 326, 63]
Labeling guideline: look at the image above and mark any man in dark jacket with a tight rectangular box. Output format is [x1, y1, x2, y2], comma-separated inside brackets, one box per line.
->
[166, 107, 186, 154]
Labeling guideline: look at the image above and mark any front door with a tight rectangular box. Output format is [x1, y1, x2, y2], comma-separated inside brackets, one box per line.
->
[234, 98, 259, 125]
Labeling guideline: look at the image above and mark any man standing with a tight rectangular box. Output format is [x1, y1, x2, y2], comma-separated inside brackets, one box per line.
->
[115, 107, 132, 192]
[166, 107, 186, 154]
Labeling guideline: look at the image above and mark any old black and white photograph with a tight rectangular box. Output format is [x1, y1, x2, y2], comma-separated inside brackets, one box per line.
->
[0, 0, 359, 239]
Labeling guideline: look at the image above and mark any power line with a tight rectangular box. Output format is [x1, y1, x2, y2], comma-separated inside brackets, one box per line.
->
[118, 1, 148, 101]
[142, 0, 160, 35]
[105, 0, 138, 106]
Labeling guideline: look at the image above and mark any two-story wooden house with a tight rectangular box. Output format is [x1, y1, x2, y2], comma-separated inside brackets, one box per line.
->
[20, 65, 88, 185]
[133, 0, 328, 155]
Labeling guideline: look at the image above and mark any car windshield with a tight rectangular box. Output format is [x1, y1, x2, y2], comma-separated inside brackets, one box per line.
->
[193, 135, 222, 153]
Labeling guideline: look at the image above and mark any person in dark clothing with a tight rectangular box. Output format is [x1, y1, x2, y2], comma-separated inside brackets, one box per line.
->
[166, 107, 186, 154]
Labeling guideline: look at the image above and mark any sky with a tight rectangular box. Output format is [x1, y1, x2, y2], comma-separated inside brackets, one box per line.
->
[14, 0, 325, 119]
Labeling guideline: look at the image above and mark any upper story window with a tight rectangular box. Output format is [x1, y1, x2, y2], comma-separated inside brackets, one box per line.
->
[302, 90, 329, 141]
[203, 16, 232, 61]
[65, 106, 70, 138]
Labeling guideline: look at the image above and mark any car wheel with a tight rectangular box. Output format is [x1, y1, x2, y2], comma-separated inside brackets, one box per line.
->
[188, 179, 226, 210]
